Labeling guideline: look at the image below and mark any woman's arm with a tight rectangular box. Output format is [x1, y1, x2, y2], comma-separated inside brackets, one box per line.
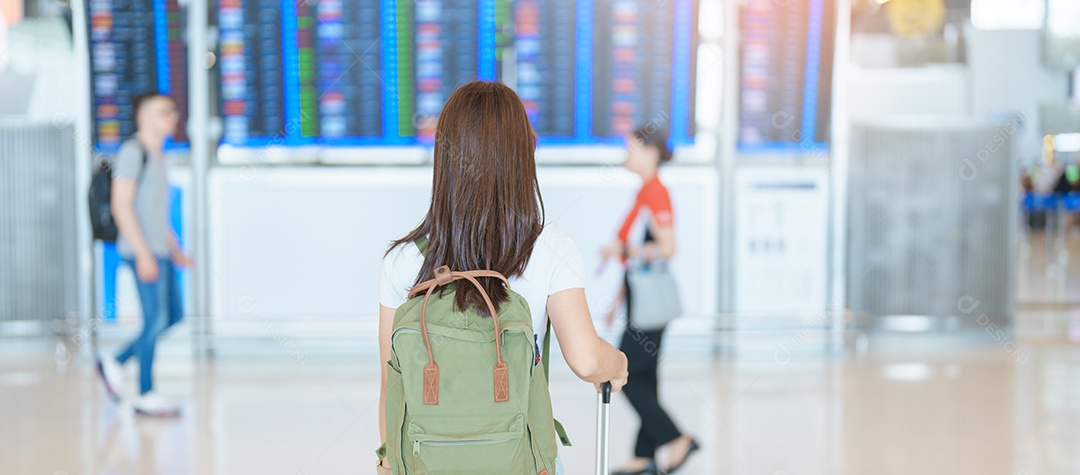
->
[650, 226, 676, 260]
[627, 225, 676, 262]
[378, 304, 396, 455]
[167, 232, 193, 267]
[547, 288, 628, 392]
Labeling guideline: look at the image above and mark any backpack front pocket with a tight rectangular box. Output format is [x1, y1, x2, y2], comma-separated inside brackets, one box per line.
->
[407, 414, 530, 474]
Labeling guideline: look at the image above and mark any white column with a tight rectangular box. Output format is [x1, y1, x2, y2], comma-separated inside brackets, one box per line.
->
[188, 0, 211, 357]
[719, 0, 739, 325]
[71, 0, 95, 353]
[829, 0, 852, 350]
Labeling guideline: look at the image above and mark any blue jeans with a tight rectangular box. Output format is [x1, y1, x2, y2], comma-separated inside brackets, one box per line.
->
[116, 258, 183, 395]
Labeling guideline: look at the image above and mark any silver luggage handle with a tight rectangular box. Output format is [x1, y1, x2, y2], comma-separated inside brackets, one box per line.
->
[596, 382, 612, 475]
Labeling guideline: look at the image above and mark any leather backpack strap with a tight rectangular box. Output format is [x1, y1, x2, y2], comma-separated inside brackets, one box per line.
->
[408, 269, 510, 299]
[408, 237, 511, 298]
[415, 266, 513, 404]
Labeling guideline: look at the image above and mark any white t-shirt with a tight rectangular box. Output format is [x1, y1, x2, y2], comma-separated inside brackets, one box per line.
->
[378, 225, 586, 343]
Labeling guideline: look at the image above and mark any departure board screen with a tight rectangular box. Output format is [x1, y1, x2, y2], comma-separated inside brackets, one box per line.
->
[738, 0, 835, 152]
[315, 1, 383, 141]
[590, 0, 697, 145]
[412, 0, 483, 139]
[216, 0, 701, 152]
[219, 0, 290, 146]
[86, 0, 188, 154]
[509, 0, 578, 138]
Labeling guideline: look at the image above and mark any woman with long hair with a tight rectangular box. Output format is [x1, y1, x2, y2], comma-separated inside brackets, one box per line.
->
[376, 81, 629, 473]
[601, 128, 699, 475]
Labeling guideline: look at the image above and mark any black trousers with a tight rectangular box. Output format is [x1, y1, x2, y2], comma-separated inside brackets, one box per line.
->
[620, 274, 681, 459]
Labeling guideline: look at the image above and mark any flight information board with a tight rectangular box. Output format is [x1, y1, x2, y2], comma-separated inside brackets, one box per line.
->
[412, 0, 484, 139]
[216, 0, 700, 150]
[86, 0, 188, 154]
[219, 0, 292, 146]
[509, 0, 578, 138]
[314, 1, 383, 141]
[738, 0, 835, 152]
[591, 0, 697, 145]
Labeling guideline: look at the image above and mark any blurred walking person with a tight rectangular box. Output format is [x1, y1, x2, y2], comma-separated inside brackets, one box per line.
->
[95, 92, 191, 417]
[601, 127, 699, 475]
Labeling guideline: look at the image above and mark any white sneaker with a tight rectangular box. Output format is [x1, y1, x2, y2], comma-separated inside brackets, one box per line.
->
[96, 353, 124, 402]
[133, 391, 181, 418]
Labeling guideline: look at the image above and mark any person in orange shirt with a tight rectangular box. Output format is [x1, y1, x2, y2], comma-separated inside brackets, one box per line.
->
[600, 127, 699, 475]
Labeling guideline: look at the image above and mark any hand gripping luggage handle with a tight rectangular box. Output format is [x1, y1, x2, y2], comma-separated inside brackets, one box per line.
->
[596, 382, 612, 475]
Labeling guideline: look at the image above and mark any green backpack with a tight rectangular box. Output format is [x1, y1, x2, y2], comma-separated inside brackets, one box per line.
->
[382, 258, 570, 475]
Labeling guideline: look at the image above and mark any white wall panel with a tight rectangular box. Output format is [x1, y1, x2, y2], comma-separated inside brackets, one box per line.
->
[207, 166, 719, 353]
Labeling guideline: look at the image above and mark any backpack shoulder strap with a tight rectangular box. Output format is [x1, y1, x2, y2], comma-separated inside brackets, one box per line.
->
[132, 139, 149, 184]
[543, 319, 572, 447]
[542, 319, 553, 384]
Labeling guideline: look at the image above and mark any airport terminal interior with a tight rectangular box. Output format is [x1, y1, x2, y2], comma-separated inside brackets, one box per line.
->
[3, 0, 1080, 473]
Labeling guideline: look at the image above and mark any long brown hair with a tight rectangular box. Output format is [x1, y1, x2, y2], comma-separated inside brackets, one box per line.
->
[389, 81, 545, 316]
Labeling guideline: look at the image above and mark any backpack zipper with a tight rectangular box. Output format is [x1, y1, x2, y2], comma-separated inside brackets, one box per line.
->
[411, 430, 521, 457]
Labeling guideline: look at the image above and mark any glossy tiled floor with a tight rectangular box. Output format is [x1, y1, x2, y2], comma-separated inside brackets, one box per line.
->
[2, 310, 1079, 475]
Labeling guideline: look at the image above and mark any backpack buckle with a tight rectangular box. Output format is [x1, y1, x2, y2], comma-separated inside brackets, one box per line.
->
[434, 266, 453, 286]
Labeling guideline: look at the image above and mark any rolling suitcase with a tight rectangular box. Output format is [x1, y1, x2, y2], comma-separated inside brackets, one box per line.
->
[595, 382, 612, 475]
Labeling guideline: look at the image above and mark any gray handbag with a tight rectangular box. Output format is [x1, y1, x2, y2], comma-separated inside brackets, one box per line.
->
[627, 260, 682, 331]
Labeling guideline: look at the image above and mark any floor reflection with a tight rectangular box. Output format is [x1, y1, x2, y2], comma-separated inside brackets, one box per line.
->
[2, 311, 1079, 474]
